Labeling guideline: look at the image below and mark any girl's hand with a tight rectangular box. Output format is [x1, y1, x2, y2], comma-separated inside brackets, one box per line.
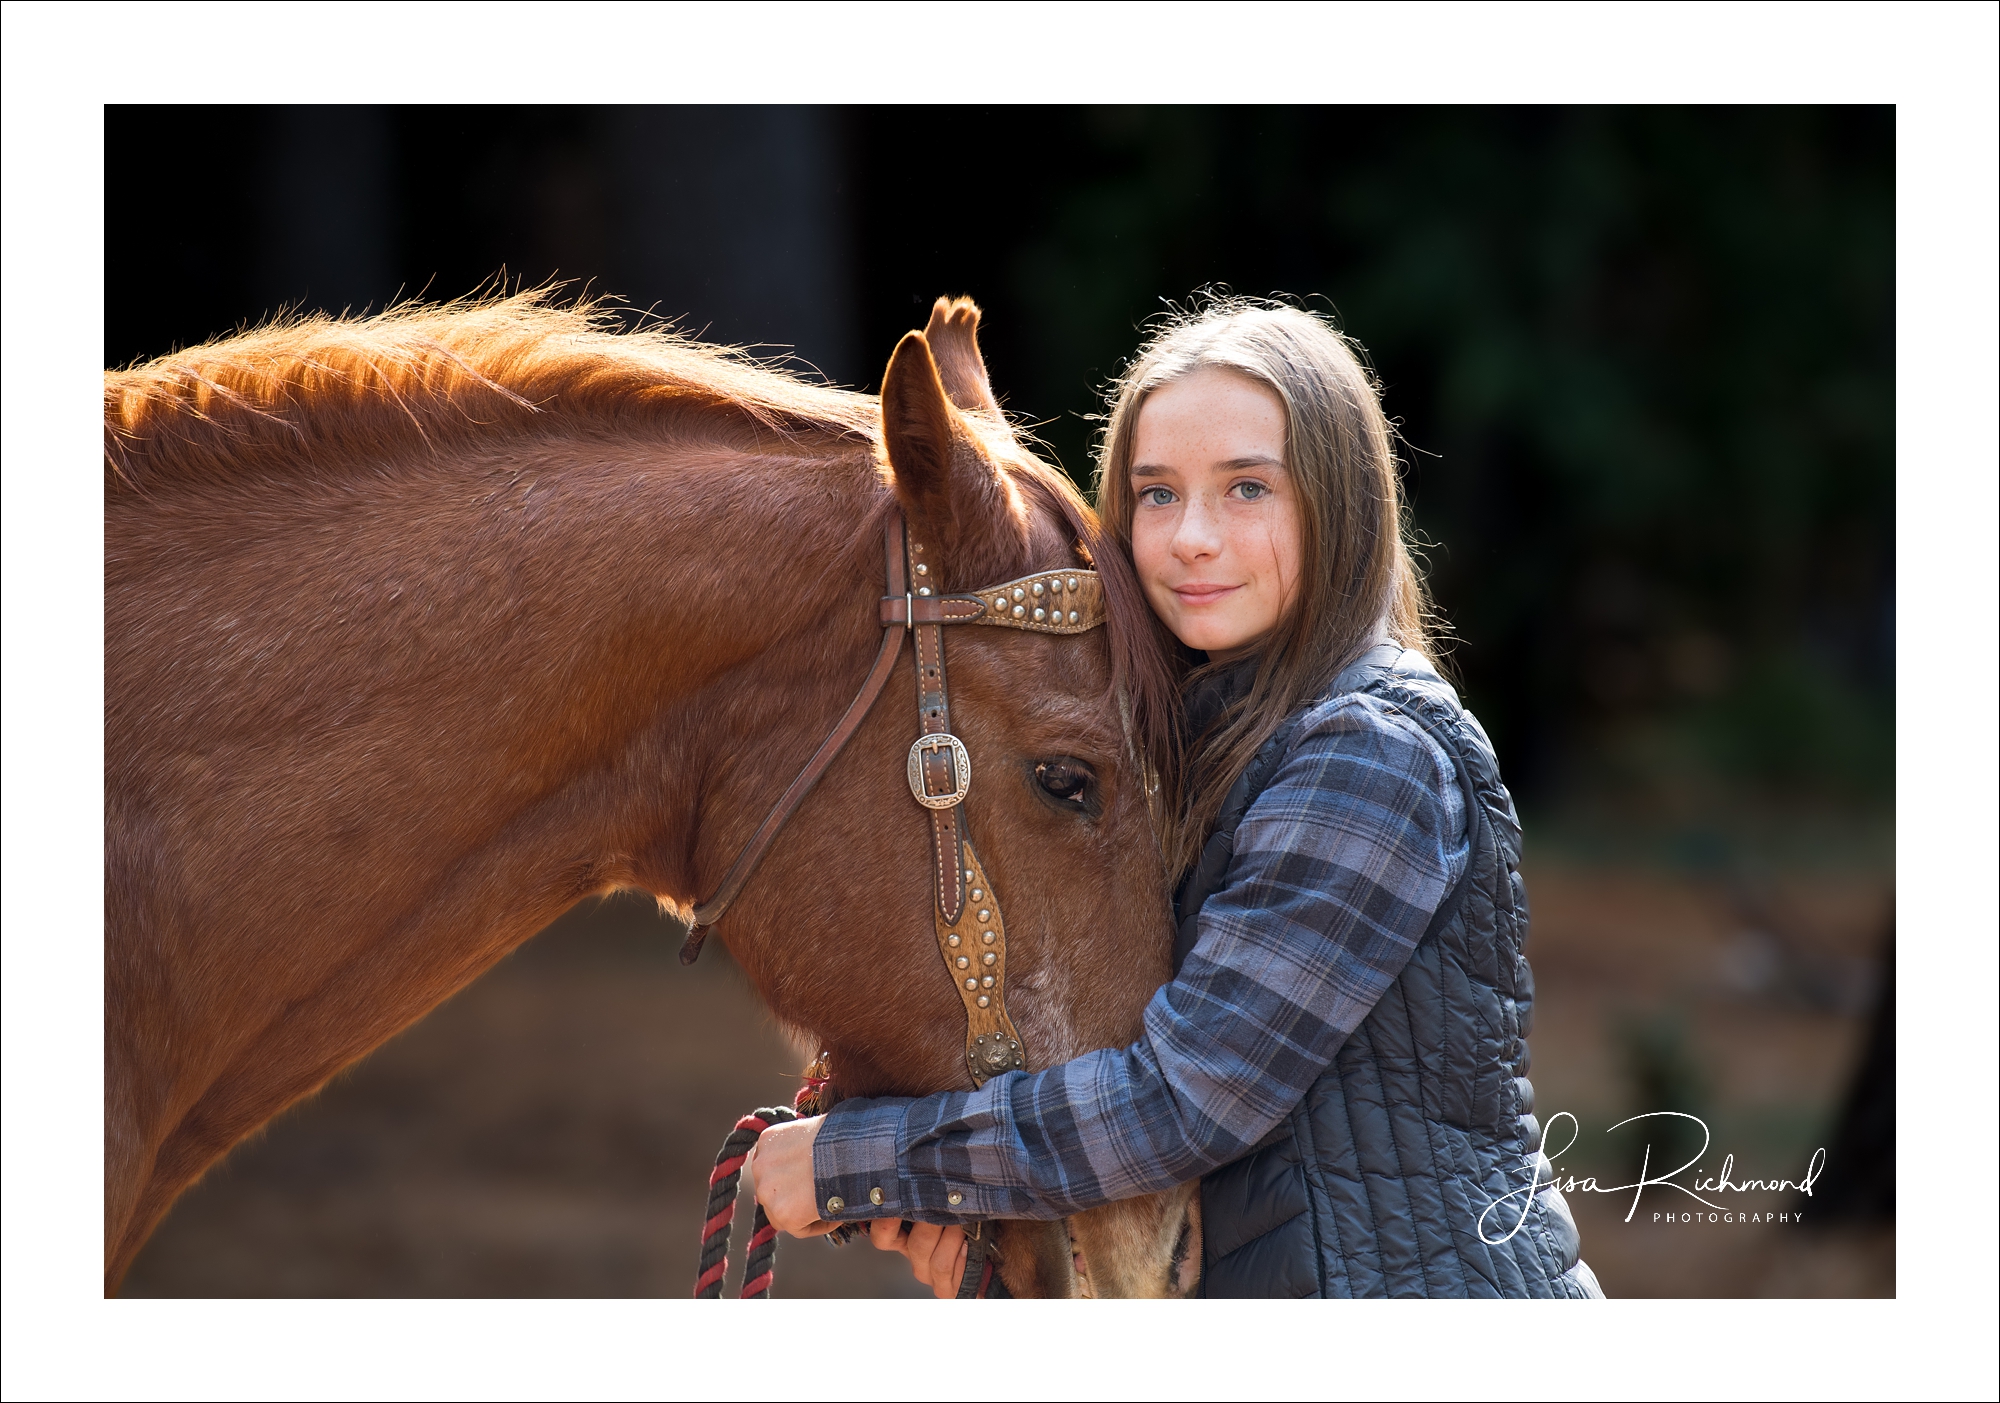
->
[749, 1117, 969, 1295]
[746, 1116, 836, 1237]
[869, 1218, 969, 1299]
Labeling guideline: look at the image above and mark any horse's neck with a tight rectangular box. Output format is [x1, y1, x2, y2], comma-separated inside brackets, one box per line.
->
[105, 431, 886, 1243]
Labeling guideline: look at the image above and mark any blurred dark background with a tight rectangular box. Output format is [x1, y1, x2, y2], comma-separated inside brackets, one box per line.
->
[109, 105, 1894, 1299]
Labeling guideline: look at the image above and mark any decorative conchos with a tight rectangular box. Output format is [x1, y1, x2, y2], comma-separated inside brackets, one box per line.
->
[935, 841, 1025, 1086]
[970, 569, 1107, 636]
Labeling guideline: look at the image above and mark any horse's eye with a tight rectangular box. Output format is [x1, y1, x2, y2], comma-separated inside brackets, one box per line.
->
[1035, 760, 1091, 804]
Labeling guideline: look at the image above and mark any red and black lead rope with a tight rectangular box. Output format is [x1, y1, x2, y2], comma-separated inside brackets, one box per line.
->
[696, 1105, 794, 1299]
[693, 1102, 1004, 1299]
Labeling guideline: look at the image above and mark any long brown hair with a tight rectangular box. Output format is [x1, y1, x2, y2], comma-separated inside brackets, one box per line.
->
[1094, 297, 1438, 876]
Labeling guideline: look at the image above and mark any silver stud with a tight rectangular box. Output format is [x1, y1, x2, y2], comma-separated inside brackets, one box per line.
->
[917, 586, 931, 596]
[1012, 587, 1025, 601]
[992, 597, 1006, 612]
[826, 1196, 845, 1213]
[1068, 610, 1079, 624]
[948, 1191, 963, 1206]
[981, 974, 994, 988]
[978, 909, 990, 922]
[1032, 582, 1044, 597]
[869, 1187, 884, 1206]
[983, 952, 996, 966]
[970, 889, 983, 901]
[1012, 605, 1025, 618]
[1067, 576, 1078, 591]
[965, 869, 974, 882]
[976, 995, 990, 1008]
[1033, 608, 1046, 622]
[965, 978, 978, 990]
[915, 563, 928, 575]
[982, 931, 995, 944]
[948, 933, 960, 947]
[956, 955, 969, 969]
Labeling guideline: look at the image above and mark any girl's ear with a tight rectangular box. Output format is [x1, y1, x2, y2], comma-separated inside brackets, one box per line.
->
[880, 330, 1024, 587]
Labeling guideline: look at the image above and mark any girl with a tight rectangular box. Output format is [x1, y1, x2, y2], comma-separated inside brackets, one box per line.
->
[752, 299, 1600, 1299]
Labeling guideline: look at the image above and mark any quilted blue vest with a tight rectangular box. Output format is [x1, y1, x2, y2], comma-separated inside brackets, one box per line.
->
[1176, 646, 1602, 1298]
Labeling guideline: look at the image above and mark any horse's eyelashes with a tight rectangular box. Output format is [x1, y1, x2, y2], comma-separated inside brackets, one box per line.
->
[1035, 759, 1092, 804]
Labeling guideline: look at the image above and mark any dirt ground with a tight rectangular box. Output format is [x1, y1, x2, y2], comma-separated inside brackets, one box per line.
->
[121, 858, 1893, 1298]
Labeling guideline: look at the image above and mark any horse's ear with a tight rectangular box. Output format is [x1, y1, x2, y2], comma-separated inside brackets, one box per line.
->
[923, 296, 1003, 416]
[881, 331, 959, 522]
[880, 330, 1017, 579]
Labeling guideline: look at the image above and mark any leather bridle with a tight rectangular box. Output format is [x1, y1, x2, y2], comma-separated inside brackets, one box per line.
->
[677, 509, 1107, 1088]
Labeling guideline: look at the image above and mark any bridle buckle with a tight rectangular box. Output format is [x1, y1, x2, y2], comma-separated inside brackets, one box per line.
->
[906, 733, 971, 810]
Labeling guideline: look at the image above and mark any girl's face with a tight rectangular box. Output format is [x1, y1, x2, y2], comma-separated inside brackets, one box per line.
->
[1128, 367, 1303, 660]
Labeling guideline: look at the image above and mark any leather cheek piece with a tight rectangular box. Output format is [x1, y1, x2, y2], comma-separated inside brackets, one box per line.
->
[937, 839, 1025, 1086]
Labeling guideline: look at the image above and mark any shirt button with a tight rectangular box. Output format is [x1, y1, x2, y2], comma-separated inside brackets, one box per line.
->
[947, 1191, 963, 1206]
[869, 1187, 884, 1206]
[825, 1196, 845, 1214]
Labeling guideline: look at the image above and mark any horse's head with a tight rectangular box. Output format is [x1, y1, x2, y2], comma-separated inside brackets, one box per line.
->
[709, 298, 1196, 1296]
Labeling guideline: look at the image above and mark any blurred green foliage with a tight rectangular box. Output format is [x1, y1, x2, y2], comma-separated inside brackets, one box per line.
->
[863, 107, 1893, 815]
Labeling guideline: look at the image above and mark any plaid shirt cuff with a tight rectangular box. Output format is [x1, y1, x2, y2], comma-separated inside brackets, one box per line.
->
[813, 1094, 1011, 1224]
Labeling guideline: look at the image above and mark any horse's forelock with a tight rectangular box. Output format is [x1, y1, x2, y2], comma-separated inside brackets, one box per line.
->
[1004, 453, 1178, 782]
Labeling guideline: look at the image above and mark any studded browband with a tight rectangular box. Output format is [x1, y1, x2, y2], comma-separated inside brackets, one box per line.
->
[680, 510, 1106, 1088]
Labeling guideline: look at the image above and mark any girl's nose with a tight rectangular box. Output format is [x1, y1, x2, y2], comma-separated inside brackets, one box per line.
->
[1171, 494, 1224, 563]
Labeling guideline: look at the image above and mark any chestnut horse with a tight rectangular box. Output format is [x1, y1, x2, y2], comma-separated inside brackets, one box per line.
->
[104, 292, 1199, 1298]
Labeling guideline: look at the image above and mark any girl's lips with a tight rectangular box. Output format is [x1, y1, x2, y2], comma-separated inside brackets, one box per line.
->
[1173, 583, 1240, 606]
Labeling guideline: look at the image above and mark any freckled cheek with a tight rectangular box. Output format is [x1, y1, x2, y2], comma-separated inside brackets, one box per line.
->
[1250, 518, 1304, 612]
[1130, 522, 1176, 603]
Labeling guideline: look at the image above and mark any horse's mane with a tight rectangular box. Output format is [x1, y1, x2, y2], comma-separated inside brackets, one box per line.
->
[104, 289, 881, 492]
[106, 282, 1183, 919]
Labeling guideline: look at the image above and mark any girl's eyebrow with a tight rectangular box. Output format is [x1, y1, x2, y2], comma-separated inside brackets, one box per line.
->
[1131, 455, 1283, 479]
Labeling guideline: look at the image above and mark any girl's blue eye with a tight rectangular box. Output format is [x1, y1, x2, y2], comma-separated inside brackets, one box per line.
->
[1234, 481, 1269, 500]
[1140, 486, 1176, 507]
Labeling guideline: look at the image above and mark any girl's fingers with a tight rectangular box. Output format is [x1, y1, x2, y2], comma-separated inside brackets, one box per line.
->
[902, 1221, 944, 1288]
[904, 1221, 943, 1260]
[877, 1220, 969, 1295]
[928, 1227, 967, 1300]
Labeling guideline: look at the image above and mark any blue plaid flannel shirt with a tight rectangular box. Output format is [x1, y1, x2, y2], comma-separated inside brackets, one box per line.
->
[813, 687, 1470, 1223]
